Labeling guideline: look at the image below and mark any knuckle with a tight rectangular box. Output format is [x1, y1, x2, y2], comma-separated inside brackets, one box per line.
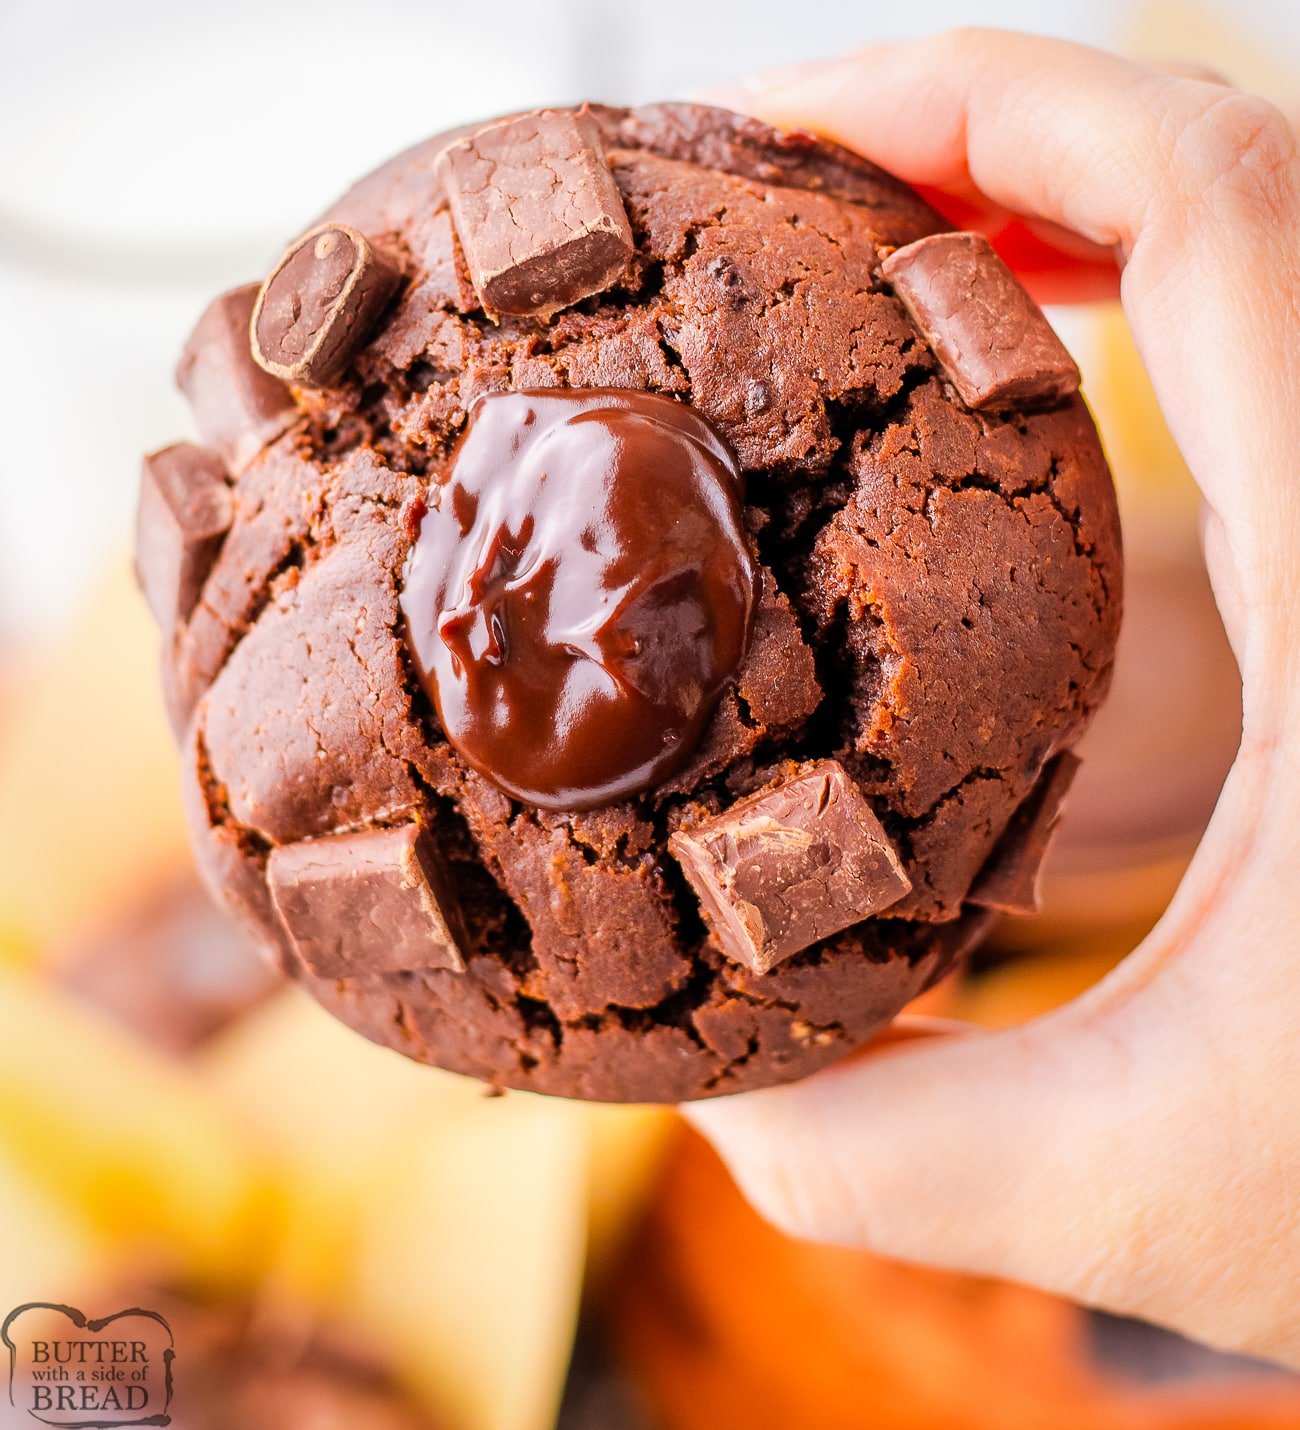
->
[730, 1136, 876, 1247]
[739, 1157, 831, 1243]
[1176, 91, 1298, 216]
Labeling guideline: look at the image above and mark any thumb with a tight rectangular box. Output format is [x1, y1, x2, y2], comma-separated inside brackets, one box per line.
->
[686, 992, 1163, 1297]
[682, 972, 1276, 1348]
[683, 755, 1300, 1362]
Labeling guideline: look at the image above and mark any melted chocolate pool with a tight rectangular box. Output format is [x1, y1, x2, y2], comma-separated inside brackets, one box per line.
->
[401, 389, 757, 810]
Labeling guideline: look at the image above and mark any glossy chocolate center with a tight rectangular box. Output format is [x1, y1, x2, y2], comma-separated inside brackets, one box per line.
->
[401, 388, 757, 811]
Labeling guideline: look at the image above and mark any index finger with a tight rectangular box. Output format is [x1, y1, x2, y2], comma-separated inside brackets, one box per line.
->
[743, 30, 1290, 253]
[734, 30, 1300, 664]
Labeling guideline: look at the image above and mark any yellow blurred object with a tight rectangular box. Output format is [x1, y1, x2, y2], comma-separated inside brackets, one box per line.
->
[0, 952, 656, 1430]
[0, 955, 660, 1430]
[353, 1093, 587, 1430]
[199, 989, 612, 1430]
[950, 938, 1140, 1030]
[0, 919, 32, 968]
[198, 989, 498, 1305]
[0, 1143, 110, 1316]
[582, 1102, 676, 1285]
[0, 965, 268, 1291]
[0, 560, 188, 949]
[1125, 1, 1299, 115]
[1078, 303, 1200, 547]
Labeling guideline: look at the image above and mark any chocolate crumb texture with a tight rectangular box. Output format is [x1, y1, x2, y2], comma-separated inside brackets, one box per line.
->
[141, 103, 1122, 1102]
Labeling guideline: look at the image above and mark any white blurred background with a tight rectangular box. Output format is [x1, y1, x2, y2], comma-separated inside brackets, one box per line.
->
[1, 0, 1298, 655]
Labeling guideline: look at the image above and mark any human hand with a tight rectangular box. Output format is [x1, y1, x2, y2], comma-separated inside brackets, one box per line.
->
[688, 28, 1300, 1366]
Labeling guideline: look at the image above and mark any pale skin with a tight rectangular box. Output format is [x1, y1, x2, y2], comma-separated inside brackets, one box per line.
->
[686, 29, 1300, 1366]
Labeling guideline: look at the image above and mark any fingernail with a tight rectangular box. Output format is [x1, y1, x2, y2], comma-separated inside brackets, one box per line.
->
[738, 55, 846, 94]
[694, 55, 855, 112]
[695, 46, 888, 115]
[693, 82, 761, 109]
[1144, 55, 1233, 86]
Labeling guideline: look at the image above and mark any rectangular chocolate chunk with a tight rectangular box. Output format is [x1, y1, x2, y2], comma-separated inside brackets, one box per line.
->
[881, 231, 1080, 410]
[436, 108, 635, 320]
[135, 443, 233, 630]
[669, 760, 911, 975]
[968, 753, 1081, 915]
[268, 824, 467, 978]
[176, 284, 300, 473]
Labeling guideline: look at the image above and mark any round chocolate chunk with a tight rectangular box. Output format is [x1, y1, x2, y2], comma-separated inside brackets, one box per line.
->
[251, 223, 400, 387]
[401, 389, 759, 810]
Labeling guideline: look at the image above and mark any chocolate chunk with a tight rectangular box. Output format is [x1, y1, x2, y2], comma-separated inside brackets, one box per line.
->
[968, 753, 1081, 914]
[135, 443, 233, 629]
[436, 108, 635, 320]
[252, 224, 401, 386]
[176, 285, 299, 473]
[268, 825, 467, 977]
[882, 232, 1080, 410]
[669, 761, 911, 974]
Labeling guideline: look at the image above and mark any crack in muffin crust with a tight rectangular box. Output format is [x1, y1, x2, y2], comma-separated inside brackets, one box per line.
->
[152, 103, 1122, 1101]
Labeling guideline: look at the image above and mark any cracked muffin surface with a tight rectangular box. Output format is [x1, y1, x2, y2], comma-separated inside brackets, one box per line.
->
[141, 103, 1122, 1102]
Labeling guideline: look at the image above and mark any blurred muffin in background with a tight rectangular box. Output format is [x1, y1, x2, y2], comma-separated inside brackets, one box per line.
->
[52, 870, 282, 1057]
[0, 566, 284, 1058]
[141, 1286, 442, 1430]
[1022, 553, 1241, 946]
[4, 1284, 441, 1430]
[991, 304, 1241, 955]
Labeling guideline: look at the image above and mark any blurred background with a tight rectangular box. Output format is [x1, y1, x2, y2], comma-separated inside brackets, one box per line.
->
[0, 0, 1294, 1426]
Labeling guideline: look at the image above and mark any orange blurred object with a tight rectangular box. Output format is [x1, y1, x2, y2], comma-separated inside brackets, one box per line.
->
[611, 1128, 1300, 1430]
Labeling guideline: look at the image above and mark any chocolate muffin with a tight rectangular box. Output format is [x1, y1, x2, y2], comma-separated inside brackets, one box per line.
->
[138, 104, 1121, 1102]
